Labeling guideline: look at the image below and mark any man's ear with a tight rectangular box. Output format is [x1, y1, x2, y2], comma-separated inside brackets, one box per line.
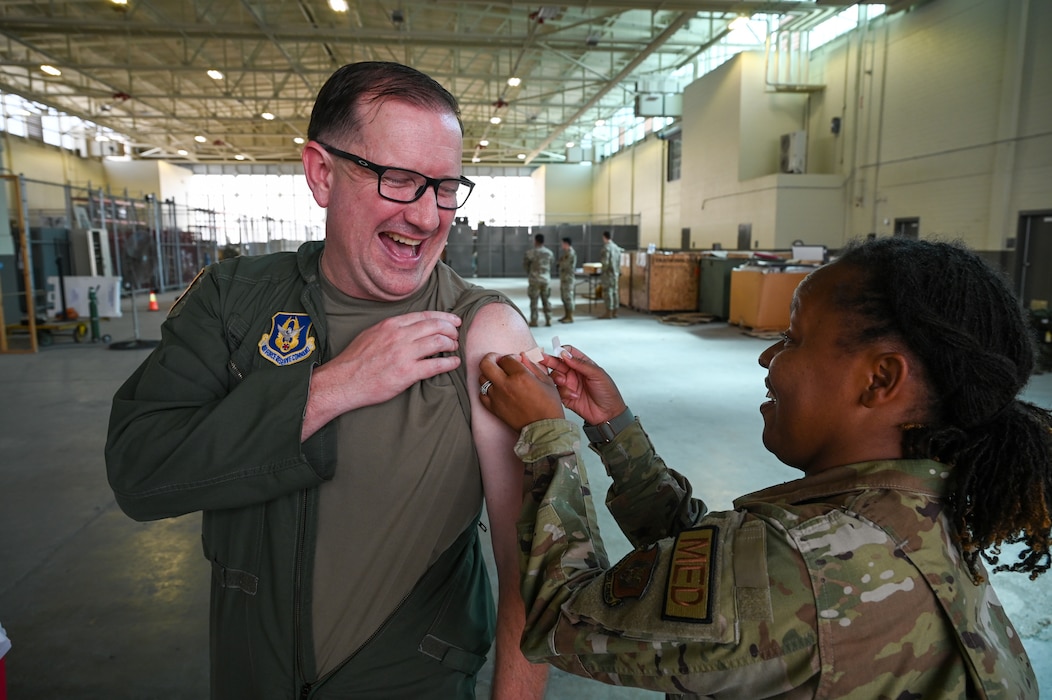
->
[301, 142, 333, 208]
[861, 351, 912, 408]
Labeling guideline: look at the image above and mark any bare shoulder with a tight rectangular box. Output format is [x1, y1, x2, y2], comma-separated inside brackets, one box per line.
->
[465, 301, 536, 363]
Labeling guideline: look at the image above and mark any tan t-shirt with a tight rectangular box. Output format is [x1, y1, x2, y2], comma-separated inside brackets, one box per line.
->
[311, 263, 504, 676]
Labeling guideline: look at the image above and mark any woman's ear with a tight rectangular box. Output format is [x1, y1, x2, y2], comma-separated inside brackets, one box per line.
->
[861, 351, 912, 408]
[301, 142, 333, 208]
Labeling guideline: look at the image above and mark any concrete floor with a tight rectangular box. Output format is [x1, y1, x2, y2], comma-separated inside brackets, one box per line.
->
[1, 276, 1049, 699]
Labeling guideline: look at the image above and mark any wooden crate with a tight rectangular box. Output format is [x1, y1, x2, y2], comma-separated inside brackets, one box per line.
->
[728, 267, 811, 330]
[629, 251, 701, 312]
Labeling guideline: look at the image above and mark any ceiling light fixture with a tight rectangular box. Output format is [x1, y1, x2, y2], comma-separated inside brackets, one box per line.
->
[479, 139, 489, 147]
[261, 112, 275, 120]
[490, 116, 502, 125]
[177, 149, 188, 156]
[194, 135, 207, 143]
[293, 137, 305, 145]
[207, 69, 224, 80]
[472, 156, 481, 163]
[507, 77, 521, 87]
[595, 119, 606, 127]
[234, 154, 246, 161]
[41, 64, 61, 76]
[517, 153, 526, 160]
[328, 0, 349, 12]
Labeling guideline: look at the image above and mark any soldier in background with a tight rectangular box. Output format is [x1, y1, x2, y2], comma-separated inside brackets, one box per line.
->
[557, 237, 577, 324]
[598, 230, 622, 319]
[523, 233, 554, 327]
[478, 236, 1048, 698]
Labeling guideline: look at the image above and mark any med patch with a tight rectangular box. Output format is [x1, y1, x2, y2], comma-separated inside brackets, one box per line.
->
[259, 312, 316, 366]
[663, 526, 718, 623]
[602, 544, 658, 606]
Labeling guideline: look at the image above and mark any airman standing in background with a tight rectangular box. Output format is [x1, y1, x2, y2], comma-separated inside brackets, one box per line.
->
[598, 230, 622, 319]
[524, 233, 554, 327]
[557, 237, 577, 324]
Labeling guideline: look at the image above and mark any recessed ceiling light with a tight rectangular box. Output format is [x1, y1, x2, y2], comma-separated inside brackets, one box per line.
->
[329, 0, 349, 11]
[110, 0, 128, 5]
[507, 77, 521, 87]
[566, 141, 575, 148]
[471, 156, 481, 163]
[293, 137, 305, 145]
[194, 135, 207, 143]
[517, 153, 526, 160]
[207, 69, 224, 80]
[261, 112, 275, 120]
[177, 149, 188, 156]
[234, 154, 246, 161]
[479, 139, 489, 147]
[41, 65, 61, 76]
[490, 116, 502, 125]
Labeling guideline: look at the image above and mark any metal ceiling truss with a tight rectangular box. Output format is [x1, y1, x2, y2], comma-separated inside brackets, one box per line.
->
[0, 1, 900, 165]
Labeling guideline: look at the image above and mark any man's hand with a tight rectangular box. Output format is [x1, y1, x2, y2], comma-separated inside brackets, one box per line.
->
[539, 345, 627, 426]
[302, 310, 461, 440]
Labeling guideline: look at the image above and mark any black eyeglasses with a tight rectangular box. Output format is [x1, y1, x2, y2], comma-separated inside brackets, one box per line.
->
[316, 141, 475, 210]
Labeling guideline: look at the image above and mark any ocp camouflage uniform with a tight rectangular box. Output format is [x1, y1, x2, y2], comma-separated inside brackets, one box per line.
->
[524, 245, 554, 326]
[558, 245, 577, 321]
[512, 418, 1037, 699]
[599, 239, 623, 315]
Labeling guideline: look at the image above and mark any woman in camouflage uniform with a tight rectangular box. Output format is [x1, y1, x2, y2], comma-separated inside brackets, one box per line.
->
[479, 236, 1049, 698]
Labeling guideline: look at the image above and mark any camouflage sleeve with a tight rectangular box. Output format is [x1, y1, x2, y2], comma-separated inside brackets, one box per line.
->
[590, 419, 705, 548]
[513, 419, 820, 696]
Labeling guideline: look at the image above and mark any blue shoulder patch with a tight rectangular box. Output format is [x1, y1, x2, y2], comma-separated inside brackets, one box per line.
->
[259, 312, 316, 366]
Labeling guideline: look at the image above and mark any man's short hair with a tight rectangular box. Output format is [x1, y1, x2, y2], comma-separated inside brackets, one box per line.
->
[308, 61, 462, 145]
[535, 234, 545, 244]
[562, 237, 572, 245]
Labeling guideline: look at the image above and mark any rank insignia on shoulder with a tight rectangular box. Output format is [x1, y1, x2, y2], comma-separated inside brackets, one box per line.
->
[602, 544, 658, 607]
[259, 312, 316, 366]
[663, 526, 718, 623]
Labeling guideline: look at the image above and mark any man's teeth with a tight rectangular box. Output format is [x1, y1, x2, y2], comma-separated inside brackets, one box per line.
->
[387, 233, 420, 247]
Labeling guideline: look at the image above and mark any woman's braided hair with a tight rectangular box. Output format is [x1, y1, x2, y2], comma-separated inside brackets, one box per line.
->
[834, 237, 1052, 580]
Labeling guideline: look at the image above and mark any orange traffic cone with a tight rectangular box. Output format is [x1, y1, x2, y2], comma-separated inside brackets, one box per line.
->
[148, 290, 160, 312]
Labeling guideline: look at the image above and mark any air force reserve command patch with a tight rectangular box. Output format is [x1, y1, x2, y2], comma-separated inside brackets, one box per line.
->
[603, 543, 659, 607]
[259, 312, 316, 366]
[663, 526, 717, 622]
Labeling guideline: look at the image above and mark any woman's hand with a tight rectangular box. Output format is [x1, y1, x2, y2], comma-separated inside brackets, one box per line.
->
[478, 352, 565, 431]
[539, 345, 627, 426]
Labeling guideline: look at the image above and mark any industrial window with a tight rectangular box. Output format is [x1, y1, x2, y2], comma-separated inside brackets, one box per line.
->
[667, 136, 682, 182]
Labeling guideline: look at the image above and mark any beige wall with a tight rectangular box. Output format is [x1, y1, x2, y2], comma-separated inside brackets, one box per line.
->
[587, 0, 1051, 255]
[537, 163, 593, 220]
[2, 136, 108, 213]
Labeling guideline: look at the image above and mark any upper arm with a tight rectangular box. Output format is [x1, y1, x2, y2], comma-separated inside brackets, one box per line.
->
[465, 302, 540, 579]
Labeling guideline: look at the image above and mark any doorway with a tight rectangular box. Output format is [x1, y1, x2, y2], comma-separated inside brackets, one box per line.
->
[1017, 211, 1052, 310]
[893, 218, 919, 239]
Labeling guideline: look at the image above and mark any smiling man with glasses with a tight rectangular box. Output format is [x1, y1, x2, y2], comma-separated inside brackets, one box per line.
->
[106, 61, 547, 700]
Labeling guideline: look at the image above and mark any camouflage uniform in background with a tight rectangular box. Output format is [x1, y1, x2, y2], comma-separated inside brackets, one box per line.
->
[598, 238, 623, 317]
[558, 244, 577, 322]
[512, 418, 1037, 699]
[524, 244, 554, 327]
